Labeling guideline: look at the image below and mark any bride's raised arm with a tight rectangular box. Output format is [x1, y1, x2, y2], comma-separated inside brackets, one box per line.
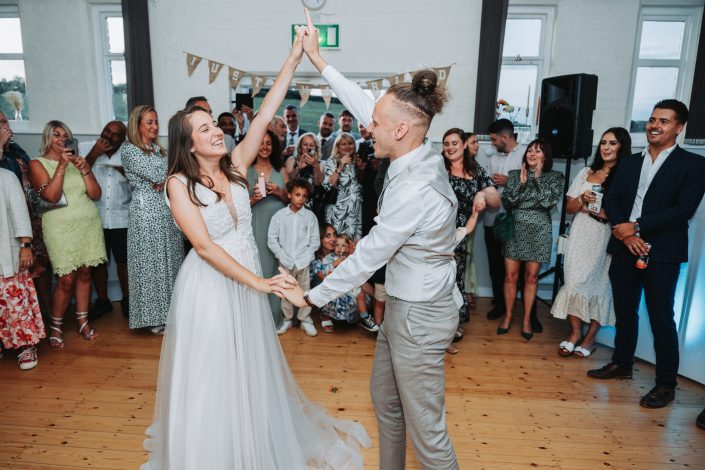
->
[232, 26, 305, 173]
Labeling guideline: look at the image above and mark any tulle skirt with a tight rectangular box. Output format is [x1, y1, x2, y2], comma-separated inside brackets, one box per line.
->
[141, 240, 370, 470]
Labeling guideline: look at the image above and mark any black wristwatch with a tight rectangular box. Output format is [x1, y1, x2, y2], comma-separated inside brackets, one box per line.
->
[303, 291, 316, 308]
[633, 221, 640, 234]
[20, 242, 32, 248]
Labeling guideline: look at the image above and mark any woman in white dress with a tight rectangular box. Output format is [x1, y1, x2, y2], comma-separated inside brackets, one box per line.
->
[142, 28, 370, 470]
[551, 127, 631, 358]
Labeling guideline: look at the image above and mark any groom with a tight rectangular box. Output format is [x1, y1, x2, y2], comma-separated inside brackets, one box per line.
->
[280, 11, 466, 470]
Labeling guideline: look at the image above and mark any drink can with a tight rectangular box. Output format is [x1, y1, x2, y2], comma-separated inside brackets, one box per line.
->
[636, 242, 652, 269]
[591, 184, 602, 193]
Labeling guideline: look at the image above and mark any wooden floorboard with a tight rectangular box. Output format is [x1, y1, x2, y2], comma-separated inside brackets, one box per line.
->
[1, 298, 704, 469]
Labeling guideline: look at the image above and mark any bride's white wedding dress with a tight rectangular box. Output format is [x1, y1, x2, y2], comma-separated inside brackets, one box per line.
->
[142, 176, 370, 469]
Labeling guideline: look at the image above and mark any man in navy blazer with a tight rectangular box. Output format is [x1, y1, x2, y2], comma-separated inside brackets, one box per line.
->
[588, 100, 705, 408]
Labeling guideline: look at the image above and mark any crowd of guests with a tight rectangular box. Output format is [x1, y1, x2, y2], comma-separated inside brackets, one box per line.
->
[1, 97, 704, 427]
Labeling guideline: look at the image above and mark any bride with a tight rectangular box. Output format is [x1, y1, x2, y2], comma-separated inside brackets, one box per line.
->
[141, 27, 370, 469]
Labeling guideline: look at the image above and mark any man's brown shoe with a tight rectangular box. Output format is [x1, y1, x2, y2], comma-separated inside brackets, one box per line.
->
[587, 362, 633, 380]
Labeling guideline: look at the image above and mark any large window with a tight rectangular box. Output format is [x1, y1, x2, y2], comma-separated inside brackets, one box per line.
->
[496, 7, 554, 134]
[628, 7, 701, 134]
[0, 6, 28, 121]
[93, 5, 127, 122]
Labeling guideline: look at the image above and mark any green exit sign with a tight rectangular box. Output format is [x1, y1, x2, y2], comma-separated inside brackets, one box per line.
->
[291, 24, 339, 48]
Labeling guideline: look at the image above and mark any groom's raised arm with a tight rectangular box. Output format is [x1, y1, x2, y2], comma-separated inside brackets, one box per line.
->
[302, 8, 374, 127]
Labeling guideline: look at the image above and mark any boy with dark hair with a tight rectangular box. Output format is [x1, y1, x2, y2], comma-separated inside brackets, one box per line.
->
[267, 178, 320, 336]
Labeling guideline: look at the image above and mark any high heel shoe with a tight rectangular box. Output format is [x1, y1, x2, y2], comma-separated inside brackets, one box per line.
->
[521, 330, 534, 341]
[76, 312, 99, 341]
[496, 317, 512, 335]
[48, 316, 65, 348]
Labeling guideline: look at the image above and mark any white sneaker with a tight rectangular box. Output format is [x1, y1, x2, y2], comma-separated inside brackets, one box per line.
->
[300, 321, 318, 337]
[18, 346, 38, 370]
[277, 320, 293, 335]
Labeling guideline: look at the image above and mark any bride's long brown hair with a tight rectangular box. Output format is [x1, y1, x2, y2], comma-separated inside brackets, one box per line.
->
[167, 107, 248, 207]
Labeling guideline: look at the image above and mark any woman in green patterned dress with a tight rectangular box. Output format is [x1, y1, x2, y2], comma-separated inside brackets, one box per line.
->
[123, 106, 184, 334]
[498, 139, 564, 341]
[246, 129, 289, 329]
[28, 121, 107, 347]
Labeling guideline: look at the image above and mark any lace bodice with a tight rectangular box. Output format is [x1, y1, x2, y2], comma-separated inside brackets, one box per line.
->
[165, 175, 261, 274]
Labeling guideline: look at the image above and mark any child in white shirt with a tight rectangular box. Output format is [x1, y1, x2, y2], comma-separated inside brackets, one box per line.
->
[267, 179, 320, 336]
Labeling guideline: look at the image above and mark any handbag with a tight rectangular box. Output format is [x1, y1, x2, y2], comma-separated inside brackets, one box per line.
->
[31, 182, 68, 215]
[492, 211, 515, 242]
[322, 185, 338, 205]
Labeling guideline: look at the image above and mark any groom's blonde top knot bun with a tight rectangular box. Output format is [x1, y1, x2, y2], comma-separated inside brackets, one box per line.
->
[387, 69, 448, 126]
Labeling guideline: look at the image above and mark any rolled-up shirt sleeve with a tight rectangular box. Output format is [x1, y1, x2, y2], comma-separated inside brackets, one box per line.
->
[321, 66, 375, 128]
[309, 180, 428, 306]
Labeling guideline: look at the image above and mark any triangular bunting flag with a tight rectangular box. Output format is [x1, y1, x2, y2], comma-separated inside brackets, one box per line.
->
[186, 53, 202, 77]
[433, 66, 452, 85]
[251, 74, 267, 97]
[387, 72, 406, 86]
[320, 85, 333, 109]
[208, 60, 224, 84]
[366, 79, 383, 99]
[228, 67, 245, 89]
[297, 83, 312, 108]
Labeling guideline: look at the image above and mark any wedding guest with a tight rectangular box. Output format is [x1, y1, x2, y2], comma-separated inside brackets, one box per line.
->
[122, 106, 184, 335]
[283, 105, 308, 159]
[497, 139, 564, 341]
[28, 121, 107, 346]
[317, 112, 336, 160]
[79, 121, 130, 320]
[286, 132, 324, 218]
[441, 128, 499, 352]
[0, 168, 45, 370]
[322, 133, 362, 240]
[463, 131, 482, 311]
[247, 129, 289, 329]
[551, 128, 631, 358]
[0, 111, 52, 317]
[589, 100, 705, 409]
[484, 119, 527, 321]
[267, 179, 320, 336]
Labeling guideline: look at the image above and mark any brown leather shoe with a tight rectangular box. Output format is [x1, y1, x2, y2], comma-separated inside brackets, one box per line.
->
[587, 362, 633, 380]
[640, 385, 675, 408]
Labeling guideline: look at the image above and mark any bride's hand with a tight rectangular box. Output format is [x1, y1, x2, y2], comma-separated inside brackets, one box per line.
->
[290, 25, 306, 63]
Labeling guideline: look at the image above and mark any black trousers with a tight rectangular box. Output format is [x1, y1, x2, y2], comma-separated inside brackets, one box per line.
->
[609, 256, 681, 389]
[484, 226, 506, 309]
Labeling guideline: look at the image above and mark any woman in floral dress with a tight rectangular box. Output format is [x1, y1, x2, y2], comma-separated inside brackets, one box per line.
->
[442, 128, 498, 352]
[123, 106, 184, 334]
[0, 168, 45, 369]
[322, 133, 362, 240]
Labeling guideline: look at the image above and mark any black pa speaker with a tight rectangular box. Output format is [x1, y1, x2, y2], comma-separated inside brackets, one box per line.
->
[538, 74, 598, 159]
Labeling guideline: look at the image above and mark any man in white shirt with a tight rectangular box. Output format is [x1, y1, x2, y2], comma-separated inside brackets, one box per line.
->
[278, 14, 477, 469]
[589, 100, 705, 409]
[484, 119, 526, 321]
[267, 179, 320, 337]
[80, 121, 130, 320]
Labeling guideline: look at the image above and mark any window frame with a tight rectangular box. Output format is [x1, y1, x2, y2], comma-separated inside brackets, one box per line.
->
[626, 6, 703, 143]
[498, 5, 555, 134]
[91, 4, 126, 124]
[0, 5, 29, 130]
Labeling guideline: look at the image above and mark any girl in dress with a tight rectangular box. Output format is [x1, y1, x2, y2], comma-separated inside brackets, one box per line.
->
[551, 127, 631, 357]
[142, 27, 369, 470]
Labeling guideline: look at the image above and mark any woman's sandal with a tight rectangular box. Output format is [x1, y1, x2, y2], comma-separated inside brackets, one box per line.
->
[321, 319, 334, 333]
[558, 340, 576, 357]
[573, 345, 596, 358]
[48, 316, 65, 348]
[452, 325, 464, 343]
[76, 312, 99, 341]
[446, 345, 459, 354]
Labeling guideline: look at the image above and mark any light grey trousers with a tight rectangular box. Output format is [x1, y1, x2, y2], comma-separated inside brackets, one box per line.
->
[370, 294, 459, 470]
